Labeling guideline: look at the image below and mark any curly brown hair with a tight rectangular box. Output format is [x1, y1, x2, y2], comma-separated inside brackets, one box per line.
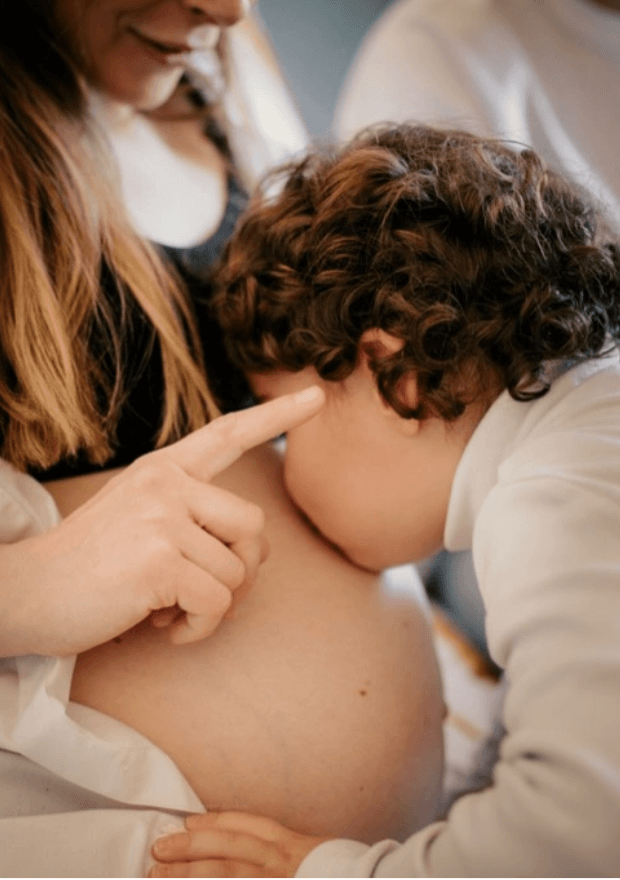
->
[211, 124, 620, 420]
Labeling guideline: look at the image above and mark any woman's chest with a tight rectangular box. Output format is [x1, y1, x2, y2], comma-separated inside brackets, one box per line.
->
[106, 111, 228, 247]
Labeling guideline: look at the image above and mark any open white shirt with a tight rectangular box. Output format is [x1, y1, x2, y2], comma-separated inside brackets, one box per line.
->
[0, 466, 200, 878]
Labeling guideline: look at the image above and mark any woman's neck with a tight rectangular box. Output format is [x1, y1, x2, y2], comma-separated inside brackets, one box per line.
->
[89, 88, 228, 248]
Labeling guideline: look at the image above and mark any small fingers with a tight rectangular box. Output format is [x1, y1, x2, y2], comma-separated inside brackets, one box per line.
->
[152, 828, 280, 870]
[153, 829, 273, 863]
[185, 812, 290, 841]
[150, 859, 276, 878]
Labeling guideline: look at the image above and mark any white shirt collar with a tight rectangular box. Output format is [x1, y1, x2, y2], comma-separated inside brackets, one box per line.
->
[444, 388, 524, 552]
[444, 350, 620, 551]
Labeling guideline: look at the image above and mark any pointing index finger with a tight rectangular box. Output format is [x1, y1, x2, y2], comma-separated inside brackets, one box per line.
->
[168, 386, 325, 481]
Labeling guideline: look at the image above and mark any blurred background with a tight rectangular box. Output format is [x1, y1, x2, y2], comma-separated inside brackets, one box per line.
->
[258, 0, 392, 139]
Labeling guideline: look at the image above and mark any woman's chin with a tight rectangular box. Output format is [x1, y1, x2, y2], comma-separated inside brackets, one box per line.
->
[93, 67, 184, 113]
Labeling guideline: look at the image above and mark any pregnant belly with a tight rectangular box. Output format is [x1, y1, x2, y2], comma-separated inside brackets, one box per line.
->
[71, 444, 444, 844]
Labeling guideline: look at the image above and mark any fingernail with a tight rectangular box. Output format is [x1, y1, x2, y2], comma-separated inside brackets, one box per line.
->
[152, 833, 184, 857]
[295, 385, 324, 405]
[152, 838, 170, 858]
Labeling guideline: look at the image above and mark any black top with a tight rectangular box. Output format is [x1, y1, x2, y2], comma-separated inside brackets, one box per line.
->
[30, 176, 248, 482]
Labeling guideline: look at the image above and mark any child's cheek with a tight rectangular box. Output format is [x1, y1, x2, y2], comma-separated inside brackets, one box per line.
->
[283, 450, 356, 562]
[283, 442, 333, 533]
[283, 446, 316, 519]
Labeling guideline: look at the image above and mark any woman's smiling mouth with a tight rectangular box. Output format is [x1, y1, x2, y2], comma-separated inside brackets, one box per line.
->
[127, 26, 191, 61]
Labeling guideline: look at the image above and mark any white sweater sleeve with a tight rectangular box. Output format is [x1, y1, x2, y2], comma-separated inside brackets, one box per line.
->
[299, 428, 620, 877]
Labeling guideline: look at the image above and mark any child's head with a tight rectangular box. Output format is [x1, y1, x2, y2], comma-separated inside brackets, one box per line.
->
[211, 123, 620, 569]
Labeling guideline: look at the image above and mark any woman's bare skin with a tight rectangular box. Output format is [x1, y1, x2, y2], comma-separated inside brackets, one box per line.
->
[63, 445, 445, 845]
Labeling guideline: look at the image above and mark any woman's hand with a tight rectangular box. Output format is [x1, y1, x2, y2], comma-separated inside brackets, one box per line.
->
[0, 387, 324, 658]
[150, 812, 331, 878]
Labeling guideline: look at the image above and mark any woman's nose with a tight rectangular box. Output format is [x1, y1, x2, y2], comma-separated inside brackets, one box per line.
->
[181, 0, 253, 27]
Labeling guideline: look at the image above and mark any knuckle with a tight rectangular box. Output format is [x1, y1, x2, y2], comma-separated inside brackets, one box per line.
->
[144, 530, 174, 563]
[128, 453, 178, 495]
[141, 501, 172, 531]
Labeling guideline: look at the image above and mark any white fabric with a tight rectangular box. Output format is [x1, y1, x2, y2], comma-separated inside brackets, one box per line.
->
[298, 350, 620, 876]
[335, 0, 620, 232]
[0, 461, 200, 877]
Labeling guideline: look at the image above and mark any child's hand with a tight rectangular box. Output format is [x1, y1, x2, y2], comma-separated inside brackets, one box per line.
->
[150, 811, 331, 878]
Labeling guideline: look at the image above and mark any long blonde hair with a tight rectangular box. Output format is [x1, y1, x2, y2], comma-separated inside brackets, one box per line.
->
[0, 1, 216, 472]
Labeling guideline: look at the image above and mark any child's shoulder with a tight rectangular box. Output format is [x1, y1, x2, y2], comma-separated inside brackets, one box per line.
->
[531, 349, 620, 431]
[497, 349, 620, 481]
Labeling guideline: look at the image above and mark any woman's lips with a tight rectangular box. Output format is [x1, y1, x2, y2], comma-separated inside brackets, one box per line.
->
[127, 26, 191, 61]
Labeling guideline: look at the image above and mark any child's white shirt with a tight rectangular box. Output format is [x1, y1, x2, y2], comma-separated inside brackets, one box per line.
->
[299, 349, 620, 876]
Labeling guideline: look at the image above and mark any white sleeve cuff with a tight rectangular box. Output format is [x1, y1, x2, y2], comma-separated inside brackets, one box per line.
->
[296, 838, 399, 878]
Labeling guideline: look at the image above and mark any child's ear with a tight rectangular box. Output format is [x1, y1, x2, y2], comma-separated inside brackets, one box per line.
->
[358, 329, 420, 430]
